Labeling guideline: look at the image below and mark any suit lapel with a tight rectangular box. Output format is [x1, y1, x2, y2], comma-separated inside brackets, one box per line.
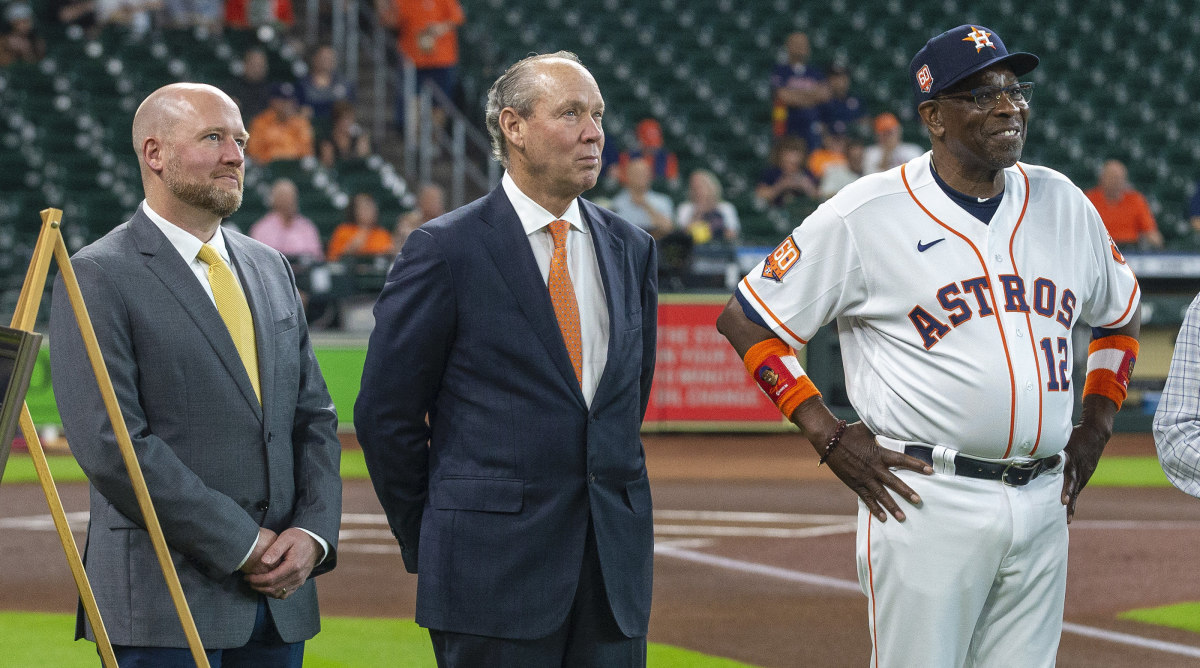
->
[226, 235, 273, 422]
[131, 213, 264, 420]
[479, 188, 587, 406]
[581, 201, 624, 403]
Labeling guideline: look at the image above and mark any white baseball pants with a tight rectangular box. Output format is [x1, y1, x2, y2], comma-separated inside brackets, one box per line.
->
[855, 454, 1068, 668]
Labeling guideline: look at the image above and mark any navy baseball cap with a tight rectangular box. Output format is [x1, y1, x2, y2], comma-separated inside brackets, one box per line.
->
[909, 25, 1038, 105]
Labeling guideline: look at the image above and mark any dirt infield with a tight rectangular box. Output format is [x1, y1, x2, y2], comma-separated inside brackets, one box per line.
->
[3, 432, 1200, 667]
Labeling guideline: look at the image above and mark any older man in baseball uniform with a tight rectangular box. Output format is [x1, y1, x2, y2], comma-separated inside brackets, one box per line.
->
[718, 25, 1140, 667]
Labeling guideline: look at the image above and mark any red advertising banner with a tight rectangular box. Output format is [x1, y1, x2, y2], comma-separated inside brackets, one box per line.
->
[643, 300, 785, 426]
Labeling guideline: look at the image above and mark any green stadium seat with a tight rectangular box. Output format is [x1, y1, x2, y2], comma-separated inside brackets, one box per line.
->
[0, 152, 31, 189]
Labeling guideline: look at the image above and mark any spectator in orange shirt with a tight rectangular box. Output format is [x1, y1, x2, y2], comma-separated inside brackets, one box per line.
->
[246, 82, 315, 164]
[1086, 159, 1164, 249]
[377, 0, 464, 130]
[806, 128, 849, 180]
[328, 192, 396, 260]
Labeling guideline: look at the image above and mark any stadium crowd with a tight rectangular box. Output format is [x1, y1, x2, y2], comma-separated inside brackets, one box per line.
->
[0, 3, 1194, 329]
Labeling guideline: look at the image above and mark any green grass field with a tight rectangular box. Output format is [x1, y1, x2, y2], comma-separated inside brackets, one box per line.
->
[1120, 602, 1200, 633]
[0, 613, 757, 667]
[0, 449, 1190, 664]
[7, 602, 1200, 666]
[1, 452, 1175, 488]
[8, 602, 1200, 667]
[0, 452, 765, 666]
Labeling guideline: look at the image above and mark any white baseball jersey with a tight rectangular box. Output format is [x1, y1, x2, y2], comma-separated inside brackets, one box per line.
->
[739, 152, 1140, 460]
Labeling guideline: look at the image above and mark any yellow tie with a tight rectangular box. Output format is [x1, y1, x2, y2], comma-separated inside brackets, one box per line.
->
[197, 244, 261, 403]
[548, 220, 583, 386]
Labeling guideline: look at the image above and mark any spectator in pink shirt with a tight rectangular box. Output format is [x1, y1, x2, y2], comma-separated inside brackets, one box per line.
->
[249, 179, 325, 261]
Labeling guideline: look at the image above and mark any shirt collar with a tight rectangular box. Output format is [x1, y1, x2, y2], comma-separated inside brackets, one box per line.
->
[501, 171, 587, 236]
[141, 200, 232, 265]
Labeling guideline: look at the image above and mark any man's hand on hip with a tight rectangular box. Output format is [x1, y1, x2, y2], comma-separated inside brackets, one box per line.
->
[822, 422, 932, 523]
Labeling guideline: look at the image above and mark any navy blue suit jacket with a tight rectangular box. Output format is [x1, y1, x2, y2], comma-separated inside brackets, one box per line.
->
[355, 185, 658, 639]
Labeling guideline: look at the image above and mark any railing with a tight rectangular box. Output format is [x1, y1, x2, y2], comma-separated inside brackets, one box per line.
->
[303, 0, 498, 207]
[304, 0, 388, 144]
[410, 79, 500, 207]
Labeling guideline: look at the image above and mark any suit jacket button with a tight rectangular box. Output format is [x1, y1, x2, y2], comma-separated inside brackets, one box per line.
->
[587, 473, 596, 484]
[257, 500, 270, 512]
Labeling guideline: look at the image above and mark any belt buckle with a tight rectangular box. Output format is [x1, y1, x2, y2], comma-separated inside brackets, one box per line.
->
[1001, 459, 1039, 487]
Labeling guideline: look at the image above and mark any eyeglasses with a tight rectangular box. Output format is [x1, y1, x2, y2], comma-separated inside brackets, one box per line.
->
[936, 82, 1034, 110]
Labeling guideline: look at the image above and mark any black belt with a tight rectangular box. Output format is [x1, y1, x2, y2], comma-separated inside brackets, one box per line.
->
[904, 445, 1061, 487]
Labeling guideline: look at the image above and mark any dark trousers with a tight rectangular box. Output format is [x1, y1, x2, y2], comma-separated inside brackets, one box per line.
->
[108, 597, 304, 668]
[429, 521, 647, 668]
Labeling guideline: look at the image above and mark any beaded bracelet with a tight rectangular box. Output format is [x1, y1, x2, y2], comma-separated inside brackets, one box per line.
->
[817, 419, 848, 468]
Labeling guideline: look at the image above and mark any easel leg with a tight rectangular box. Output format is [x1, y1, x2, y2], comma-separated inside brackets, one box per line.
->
[16, 408, 118, 667]
[48, 209, 212, 666]
[8, 209, 118, 667]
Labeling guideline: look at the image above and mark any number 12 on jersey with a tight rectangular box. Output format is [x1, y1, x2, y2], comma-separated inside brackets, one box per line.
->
[1039, 337, 1070, 391]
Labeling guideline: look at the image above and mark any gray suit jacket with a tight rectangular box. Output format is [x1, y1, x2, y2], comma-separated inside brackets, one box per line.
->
[49, 207, 341, 648]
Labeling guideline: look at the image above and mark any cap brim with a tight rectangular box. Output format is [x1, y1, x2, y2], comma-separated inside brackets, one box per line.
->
[1000, 52, 1039, 77]
[938, 52, 1040, 96]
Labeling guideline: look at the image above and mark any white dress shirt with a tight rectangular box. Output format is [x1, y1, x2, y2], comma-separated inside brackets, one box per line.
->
[142, 201, 243, 306]
[141, 201, 329, 568]
[502, 173, 610, 406]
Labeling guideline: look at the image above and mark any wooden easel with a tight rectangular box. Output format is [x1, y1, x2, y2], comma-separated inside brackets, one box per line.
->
[5, 209, 210, 668]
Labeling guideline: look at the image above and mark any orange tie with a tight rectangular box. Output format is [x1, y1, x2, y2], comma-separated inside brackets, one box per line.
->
[548, 220, 583, 385]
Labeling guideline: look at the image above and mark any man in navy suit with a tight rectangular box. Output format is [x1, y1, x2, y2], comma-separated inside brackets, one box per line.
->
[355, 51, 658, 666]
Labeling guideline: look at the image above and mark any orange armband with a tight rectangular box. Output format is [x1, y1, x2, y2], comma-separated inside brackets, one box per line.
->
[1082, 335, 1139, 409]
[742, 339, 821, 419]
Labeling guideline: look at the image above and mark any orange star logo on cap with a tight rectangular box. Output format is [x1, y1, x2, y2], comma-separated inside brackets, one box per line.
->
[962, 26, 995, 52]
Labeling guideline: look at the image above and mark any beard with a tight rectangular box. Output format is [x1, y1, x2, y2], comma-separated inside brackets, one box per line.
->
[988, 137, 1025, 169]
[163, 162, 243, 218]
[984, 125, 1027, 169]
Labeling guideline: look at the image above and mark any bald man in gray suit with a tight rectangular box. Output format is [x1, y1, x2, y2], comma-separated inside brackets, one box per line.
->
[50, 83, 341, 667]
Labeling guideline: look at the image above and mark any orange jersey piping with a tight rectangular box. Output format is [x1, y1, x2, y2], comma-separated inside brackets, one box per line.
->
[901, 163, 1022, 458]
[739, 276, 810, 346]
